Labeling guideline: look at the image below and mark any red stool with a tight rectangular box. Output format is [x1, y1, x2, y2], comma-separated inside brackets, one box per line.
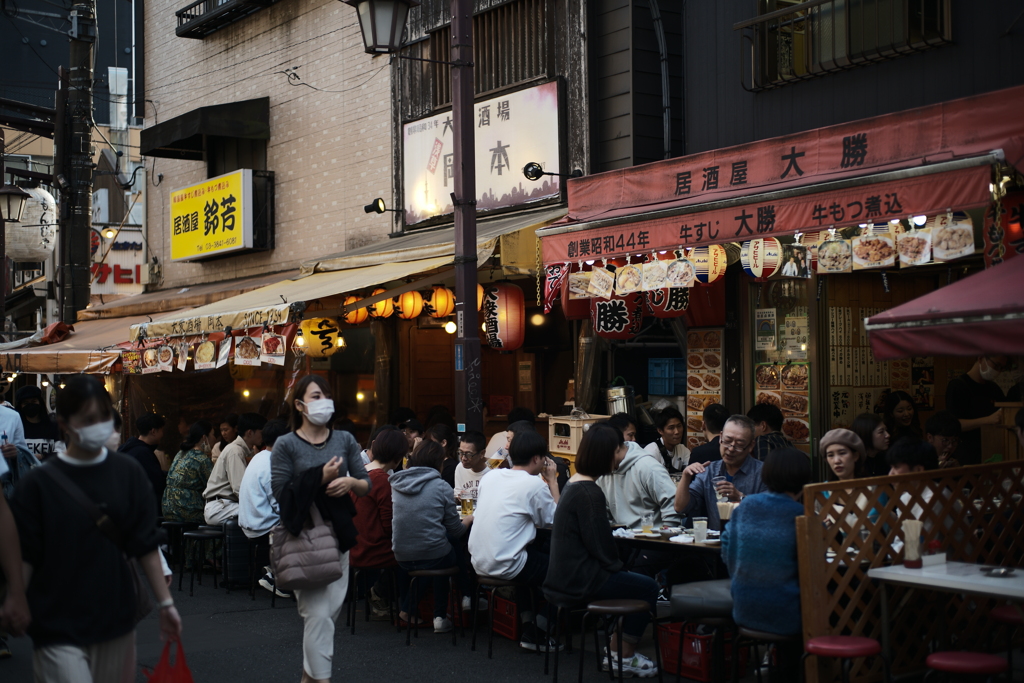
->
[991, 605, 1023, 680]
[800, 636, 889, 683]
[924, 652, 1008, 681]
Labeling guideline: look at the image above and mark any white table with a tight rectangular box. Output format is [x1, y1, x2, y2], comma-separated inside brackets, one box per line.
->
[867, 562, 1024, 660]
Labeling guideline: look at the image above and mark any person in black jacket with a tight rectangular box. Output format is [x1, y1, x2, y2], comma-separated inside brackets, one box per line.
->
[121, 413, 167, 514]
[544, 423, 659, 678]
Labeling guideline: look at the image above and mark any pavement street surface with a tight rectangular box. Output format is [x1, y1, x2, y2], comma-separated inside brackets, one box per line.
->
[1, 578, 669, 682]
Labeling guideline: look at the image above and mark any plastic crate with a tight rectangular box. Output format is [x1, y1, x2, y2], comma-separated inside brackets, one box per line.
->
[656, 622, 747, 682]
[491, 595, 520, 641]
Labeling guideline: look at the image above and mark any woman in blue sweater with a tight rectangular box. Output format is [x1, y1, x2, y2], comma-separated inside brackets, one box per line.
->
[722, 446, 811, 682]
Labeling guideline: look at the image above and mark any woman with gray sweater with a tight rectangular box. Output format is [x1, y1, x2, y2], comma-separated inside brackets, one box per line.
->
[270, 375, 371, 683]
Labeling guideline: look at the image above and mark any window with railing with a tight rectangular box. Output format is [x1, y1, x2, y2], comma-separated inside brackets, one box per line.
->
[735, 0, 951, 90]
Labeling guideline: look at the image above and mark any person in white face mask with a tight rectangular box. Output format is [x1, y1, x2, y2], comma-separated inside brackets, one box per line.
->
[944, 354, 1009, 465]
[7, 374, 182, 681]
[270, 375, 371, 683]
[202, 412, 267, 525]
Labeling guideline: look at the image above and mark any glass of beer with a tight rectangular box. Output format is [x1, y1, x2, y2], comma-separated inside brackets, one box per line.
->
[717, 501, 732, 532]
[640, 513, 654, 534]
[461, 497, 474, 516]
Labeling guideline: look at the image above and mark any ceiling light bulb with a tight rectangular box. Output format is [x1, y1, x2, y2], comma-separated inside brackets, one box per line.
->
[356, 392, 366, 401]
[242, 389, 250, 398]
[912, 215, 927, 226]
[530, 313, 545, 326]
[104, 228, 116, 239]
[444, 320, 457, 334]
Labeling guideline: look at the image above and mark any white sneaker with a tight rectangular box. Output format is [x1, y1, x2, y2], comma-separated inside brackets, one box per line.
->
[461, 595, 489, 612]
[433, 616, 453, 633]
[602, 650, 659, 678]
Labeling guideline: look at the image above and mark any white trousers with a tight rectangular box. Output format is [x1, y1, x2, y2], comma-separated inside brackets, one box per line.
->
[33, 630, 135, 683]
[293, 551, 350, 680]
[203, 498, 239, 525]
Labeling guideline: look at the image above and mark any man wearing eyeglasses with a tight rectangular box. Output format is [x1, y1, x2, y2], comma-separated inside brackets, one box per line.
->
[454, 431, 491, 501]
[924, 411, 963, 468]
[674, 415, 769, 531]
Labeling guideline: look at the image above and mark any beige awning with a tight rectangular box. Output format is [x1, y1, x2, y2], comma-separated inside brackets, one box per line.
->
[300, 206, 567, 274]
[0, 316, 152, 374]
[130, 256, 456, 341]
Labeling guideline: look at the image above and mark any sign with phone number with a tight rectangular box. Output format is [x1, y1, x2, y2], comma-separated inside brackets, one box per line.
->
[169, 169, 253, 261]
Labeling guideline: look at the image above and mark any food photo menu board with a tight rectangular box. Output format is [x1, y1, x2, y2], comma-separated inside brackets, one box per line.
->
[755, 361, 812, 448]
[684, 328, 724, 450]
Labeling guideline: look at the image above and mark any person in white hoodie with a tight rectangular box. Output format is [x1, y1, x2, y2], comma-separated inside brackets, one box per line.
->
[598, 436, 680, 529]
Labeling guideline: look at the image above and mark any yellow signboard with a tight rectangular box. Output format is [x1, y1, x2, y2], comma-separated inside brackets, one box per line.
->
[169, 169, 253, 261]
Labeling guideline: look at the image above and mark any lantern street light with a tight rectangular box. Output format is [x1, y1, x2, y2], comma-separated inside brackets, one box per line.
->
[344, 0, 483, 433]
[1, 129, 34, 339]
[0, 183, 30, 223]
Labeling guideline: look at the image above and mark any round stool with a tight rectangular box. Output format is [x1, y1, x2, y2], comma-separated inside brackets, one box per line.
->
[581, 599, 662, 683]
[471, 575, 530, 659]
[924, 651, 1008, 681]
[161, 520, 198, 572]
[801, 636, 889, 683]
[671, 579, 734, 683]
[182, 528, 224, 596]
[991, 604, 1023, 676]
[405, 566, 463, 647]
[346, 564, 399, 635]
[733, 627, 802, 683]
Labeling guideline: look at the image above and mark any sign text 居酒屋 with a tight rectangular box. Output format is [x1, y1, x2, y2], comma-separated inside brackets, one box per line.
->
[169, 169, 253, 261]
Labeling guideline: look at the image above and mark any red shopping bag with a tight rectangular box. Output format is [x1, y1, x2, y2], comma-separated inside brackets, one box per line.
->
[143, 640, 194, 683]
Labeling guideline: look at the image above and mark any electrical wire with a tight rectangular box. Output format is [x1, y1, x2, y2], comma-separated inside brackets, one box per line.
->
[275, 64, 388, 95]
[3, 12, 60, 77]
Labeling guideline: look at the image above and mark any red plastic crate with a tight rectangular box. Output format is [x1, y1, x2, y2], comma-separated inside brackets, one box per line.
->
[656, 622, 747, 682]
[491, 595, 520, 641]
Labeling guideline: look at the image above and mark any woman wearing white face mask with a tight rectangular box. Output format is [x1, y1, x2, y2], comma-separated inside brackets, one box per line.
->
[270, 375, 371, 683]
[7, 375, 182, 682]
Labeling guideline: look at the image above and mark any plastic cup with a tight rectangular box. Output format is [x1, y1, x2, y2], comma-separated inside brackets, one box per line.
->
[712, 476, 729, 503]
[693, 517, 708, 543]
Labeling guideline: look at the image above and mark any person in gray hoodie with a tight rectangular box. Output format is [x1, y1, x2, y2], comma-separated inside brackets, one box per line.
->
[597, 438, 681, 529]
[390, 439, 472, 633]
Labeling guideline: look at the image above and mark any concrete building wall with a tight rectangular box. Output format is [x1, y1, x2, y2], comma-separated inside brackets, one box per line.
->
[143, 0, 394, 289]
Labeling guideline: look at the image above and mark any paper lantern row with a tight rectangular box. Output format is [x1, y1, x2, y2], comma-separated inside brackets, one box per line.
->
[342, 284, 484, 323]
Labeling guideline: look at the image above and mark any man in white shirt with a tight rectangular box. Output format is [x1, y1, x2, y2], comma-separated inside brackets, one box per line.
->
[469, 430, 559, 652]
[642, 407, 690, 474]
[203, 413, 266, 525]
[453, 431, 490, 501]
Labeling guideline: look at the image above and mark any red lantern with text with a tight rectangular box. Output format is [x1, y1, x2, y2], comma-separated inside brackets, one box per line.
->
[482, 281, 525, 351]
[645, 287, 689, 318]
[368, 288, 394, 318]
[395, 290, 424, 320]
[342, 295, 368, 325]
[591, 292, 644, 340]
[428, 285, 455, 318]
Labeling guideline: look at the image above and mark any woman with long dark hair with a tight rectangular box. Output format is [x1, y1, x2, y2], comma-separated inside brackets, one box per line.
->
[883, 391, 921, 443]
[270, 375, 371, 683]
[9, 375, 181, 681]
[162, 420, 215, 523]
[426, 423, 459, 488]
[849, 413, 889, 478]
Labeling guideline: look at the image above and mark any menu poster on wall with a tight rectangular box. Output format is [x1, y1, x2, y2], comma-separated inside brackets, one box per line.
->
[755, 308, 777, 350]
[756, 362, 811, 445]
[684, 328, 723, 450]
[122, 350, 143, 375]
[911, 357, 935, 410]
[783, 316, 808, 360]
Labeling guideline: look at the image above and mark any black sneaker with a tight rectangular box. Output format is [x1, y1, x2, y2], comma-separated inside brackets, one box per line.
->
[259, 574, 291, 598]
[519, 623, 563, 652]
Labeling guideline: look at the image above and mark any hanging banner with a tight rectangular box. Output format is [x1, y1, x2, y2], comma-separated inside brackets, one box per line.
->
[541, 164, 991, 263]
[543, 263, 568, 313]
[402, 81, 560, 224]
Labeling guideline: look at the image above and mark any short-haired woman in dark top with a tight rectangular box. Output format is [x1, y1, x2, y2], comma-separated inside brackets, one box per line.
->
[543, 423, 659, 678]
[10, 375, 182, 681]
[270, 375, 371, 683]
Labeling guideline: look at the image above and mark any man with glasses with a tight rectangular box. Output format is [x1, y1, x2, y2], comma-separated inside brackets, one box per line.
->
[924, 411, 963, 468]
[674, 415, 769, 531]
[454, 431, 491, 501]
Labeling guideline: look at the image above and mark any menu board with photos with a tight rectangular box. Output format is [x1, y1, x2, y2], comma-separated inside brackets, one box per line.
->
[755, 361, 811, 445]
[684, 328, 724, 450]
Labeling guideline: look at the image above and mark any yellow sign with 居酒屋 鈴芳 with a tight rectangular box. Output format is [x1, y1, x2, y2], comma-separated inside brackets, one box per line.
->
[169, 169, 253, 261]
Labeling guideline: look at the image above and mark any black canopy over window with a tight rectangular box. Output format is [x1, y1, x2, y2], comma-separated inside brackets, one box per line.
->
[140, 97, 269, 161]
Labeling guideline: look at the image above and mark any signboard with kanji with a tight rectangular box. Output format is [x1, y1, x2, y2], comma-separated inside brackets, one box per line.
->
[402, 81, 560, 225]
[169, 169, 253, 261]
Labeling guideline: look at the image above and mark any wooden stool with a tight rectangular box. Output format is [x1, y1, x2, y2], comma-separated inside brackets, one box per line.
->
[733, 627, 801, 683]
[406, 566, 464, 647]
[670, 579, 734, 683]
[580, 599, 663, 683]
[924, 651, 1009, 681]
[182, 528, 224, 596]
[346, 564, 399, 635]
[800, 636, 889, 683]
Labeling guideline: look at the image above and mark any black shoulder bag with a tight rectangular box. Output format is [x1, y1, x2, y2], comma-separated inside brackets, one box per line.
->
[39, 464, 154, 625]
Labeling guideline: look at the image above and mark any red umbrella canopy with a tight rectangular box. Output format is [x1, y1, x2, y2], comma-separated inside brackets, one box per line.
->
[865, 257, 1024, 359]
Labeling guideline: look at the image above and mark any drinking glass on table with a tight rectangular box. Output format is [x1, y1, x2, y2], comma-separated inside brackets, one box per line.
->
[693, 517, 708, 543]
[712, 476, 729, 503]
[640, 512, 655, 534]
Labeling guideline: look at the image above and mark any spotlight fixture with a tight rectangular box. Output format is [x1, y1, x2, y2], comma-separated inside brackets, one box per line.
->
[364, 198, 403, 215]
[104, 228, 116, 239]
[522, 162, 583, 182]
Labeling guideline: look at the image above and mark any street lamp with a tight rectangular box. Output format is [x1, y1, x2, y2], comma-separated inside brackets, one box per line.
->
[344, 0, 483, 434]
[0, 183, 30, 223]
[343, 0, 420, 54]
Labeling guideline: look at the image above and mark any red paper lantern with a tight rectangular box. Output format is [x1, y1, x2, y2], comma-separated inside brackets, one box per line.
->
[482, 281, 525, 350]
[591, 292, 644, 340]
[644, 287, 689, 318]
[342, 295, 368, 325]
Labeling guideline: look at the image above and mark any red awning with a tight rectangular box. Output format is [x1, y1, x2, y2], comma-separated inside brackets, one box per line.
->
[865, 257, 1024, 359]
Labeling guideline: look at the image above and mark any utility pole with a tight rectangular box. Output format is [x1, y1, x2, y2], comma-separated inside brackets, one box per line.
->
[1, 128, 7, 334]
[450, 0, 483, 434]
[61, 1, 96, 324]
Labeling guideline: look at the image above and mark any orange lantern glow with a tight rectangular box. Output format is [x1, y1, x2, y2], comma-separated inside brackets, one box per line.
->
[342, 295, 368, 324]
[300, 318, 342, 358]
[477, 283, 484, 311]
[429, 285, 455, 318]
[395, 290, 424, 320]
[368, 288, 393, 318]
[482, 281, 526, 351]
